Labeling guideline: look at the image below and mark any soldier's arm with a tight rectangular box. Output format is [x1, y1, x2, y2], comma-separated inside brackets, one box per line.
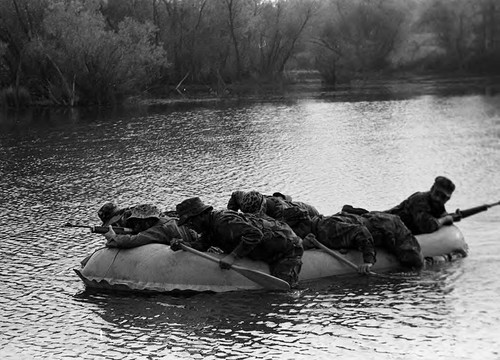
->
[106, 224, 170, 248]
[326, 222, 377, 264]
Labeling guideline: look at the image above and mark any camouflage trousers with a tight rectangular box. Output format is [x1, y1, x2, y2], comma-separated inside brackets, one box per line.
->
[270, 243, 304, 288]
[362, 212, 424, 270]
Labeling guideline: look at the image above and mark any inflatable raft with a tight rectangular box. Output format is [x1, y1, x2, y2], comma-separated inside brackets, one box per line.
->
[75, 225, 468, 293]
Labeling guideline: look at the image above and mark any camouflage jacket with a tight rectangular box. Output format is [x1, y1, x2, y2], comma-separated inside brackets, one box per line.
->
[192, 210, 303, 264]
[108, 217, 198, 249]
[310, 214, 377, 264]
[385, 191, 447, 235]
[227, 191, 320, 220]
[265, 197, 320, 220]
[361, 211, 422, 258]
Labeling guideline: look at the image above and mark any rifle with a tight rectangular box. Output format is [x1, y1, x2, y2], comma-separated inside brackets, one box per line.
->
[452, 200, 500, 221]
[64, 222, 134, 234]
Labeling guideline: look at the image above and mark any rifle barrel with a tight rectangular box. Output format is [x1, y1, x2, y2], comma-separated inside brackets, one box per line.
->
[487, 200, 500, 208]
[64, 223, 91, 229]
[90, 226, 133, 234]
[65, 223, 133, 234]
[455, 201, 500, 220]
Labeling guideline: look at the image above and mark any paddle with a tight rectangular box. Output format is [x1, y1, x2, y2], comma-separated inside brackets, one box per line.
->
[452, 200, 500, 221]
[308, 236, 385, 277]
[308, 236, 425, 280]
[64, 222, 133, 235]
[179, 243, 291, 291]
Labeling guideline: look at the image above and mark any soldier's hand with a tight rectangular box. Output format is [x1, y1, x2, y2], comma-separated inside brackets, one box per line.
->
[104, 225, 116, 239]
[302, 233, 317, 249]
[452, 210, 462, 222]
[207, 246, 224, 254]
[358, 263, 373, 275]
[104, 225, 117, 247]
[441, 214, 454, 226]
[170, 238, 186, 251]
[219, 253, 237, 270]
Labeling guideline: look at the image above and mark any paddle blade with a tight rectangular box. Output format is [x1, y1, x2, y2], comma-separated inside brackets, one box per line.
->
[231, 265, 291, 291]
[179, 243, 290, 291]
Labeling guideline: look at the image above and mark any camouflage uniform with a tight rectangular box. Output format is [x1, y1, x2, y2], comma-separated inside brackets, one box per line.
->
[385, 191, 447, 235]
[98, 202, 131, 227]
[107, 218, 198, 248]
[106, 204, 198, 249]
[190, 210, 303, 287]
[265, 196, 320, 220]
[308, 214, 377, 265]
[98, 203, 180, 227]
[227, 190, 320, 221]
[360, 211, 424, 269]
[284, 208, 423, 270]
[326, 211, 424, 269]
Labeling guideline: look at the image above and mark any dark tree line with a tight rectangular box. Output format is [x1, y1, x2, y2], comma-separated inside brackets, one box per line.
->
[0, 0, 498, 107]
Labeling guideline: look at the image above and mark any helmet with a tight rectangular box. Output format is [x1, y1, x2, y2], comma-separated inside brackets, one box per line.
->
[127, 204, 161, 221]
[98, 202, 120, 223]
[240, 191, 264, 214]
[176, 197, 213, 226]
[433, 176, 455, 196]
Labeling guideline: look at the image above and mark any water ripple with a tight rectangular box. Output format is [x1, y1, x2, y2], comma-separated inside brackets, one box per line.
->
[1, 94, 500, 359]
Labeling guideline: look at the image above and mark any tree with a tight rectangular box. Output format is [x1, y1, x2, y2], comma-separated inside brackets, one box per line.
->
[311, 0, 407, 83]
[417, 0, 475, 70]
[251, 0, 316, 77]
[0, 0, 47, 104]
[28, 0, 167, 105]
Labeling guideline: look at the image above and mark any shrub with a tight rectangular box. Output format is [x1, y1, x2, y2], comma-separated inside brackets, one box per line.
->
[28, 0, 168, 106]
[0, 86, 31, 108]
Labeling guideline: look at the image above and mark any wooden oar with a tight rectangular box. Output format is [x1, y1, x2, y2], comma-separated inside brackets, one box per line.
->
[308, 237, 361, 270]
[179, 243, 291, 291]
[309, 237, 385, 277]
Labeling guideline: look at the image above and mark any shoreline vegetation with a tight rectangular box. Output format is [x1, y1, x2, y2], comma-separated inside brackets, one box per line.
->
[1, 0, 499, 109]
[127, 72, 500, 108]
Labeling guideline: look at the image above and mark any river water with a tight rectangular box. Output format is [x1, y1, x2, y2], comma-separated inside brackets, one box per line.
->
[1, 81, 500, 359]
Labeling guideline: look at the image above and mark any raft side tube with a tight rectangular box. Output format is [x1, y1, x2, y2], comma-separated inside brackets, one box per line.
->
[76, 225, 468, 293]
[80, 244, 266, 292]
[416, 225, 468, 257]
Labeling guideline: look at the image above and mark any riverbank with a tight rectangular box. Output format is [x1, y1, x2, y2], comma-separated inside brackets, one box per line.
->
[127, 73, 500, 108]
[2, 73, 499, 112]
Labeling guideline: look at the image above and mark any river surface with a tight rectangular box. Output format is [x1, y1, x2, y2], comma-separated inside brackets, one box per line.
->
[1, 81, 500, 359]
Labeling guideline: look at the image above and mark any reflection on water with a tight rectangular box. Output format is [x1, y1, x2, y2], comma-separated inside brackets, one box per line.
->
[1, 85, 500, 359]
[66, 265, 466, 360]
